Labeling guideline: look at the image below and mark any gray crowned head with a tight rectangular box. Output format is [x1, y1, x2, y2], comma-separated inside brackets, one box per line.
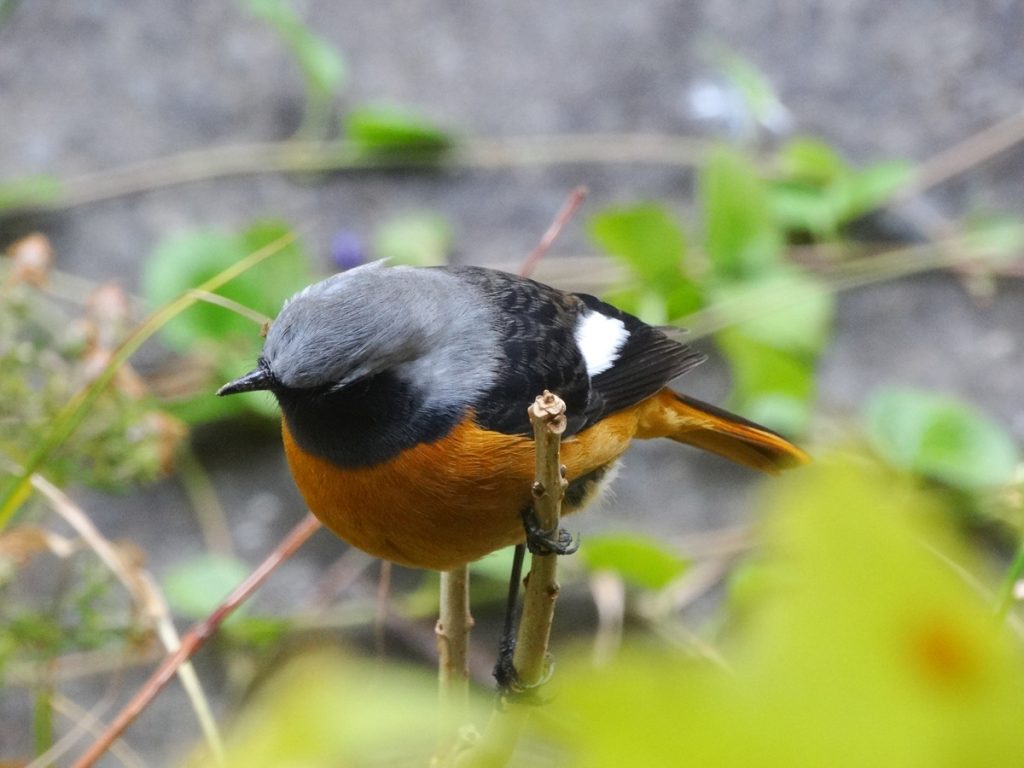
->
[217, 262, 499, 401]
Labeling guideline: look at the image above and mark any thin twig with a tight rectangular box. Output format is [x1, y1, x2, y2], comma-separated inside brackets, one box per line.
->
[71, 512, 323, 768]
[511, 392, 568, 686]
[42, 693, 145, 768]
[3, 135, 711, 215]
[375, 559, 393, 658]
[435, 565, 473, 760]
[898, 108, 1024, 201]
[518, 186, 588, 278]
[29, 473, 224, 763]
[174, 444, 235, 556]
[456, 392, 568, 768]
[185, 289, 273, 327]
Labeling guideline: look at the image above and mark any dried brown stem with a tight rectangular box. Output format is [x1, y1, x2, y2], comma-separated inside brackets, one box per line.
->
[71, 512, 322, 768]
[899, 108, 1024, 201]
[29, 473, 223, 762]
[4, 135, 710, 215]
[518, 186, 588, 278]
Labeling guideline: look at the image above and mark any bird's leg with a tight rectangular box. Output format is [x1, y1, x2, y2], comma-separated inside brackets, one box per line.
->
[493, 543, 526, 691]
[520, 504, 579, 556]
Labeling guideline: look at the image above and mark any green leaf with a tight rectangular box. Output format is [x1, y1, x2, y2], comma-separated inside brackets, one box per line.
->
[580, 533, 690, 591]
[345, 106, 452, 154]
[228, 616, 292, 648]
[142, 220, 314, 421]
[708, 270, 833, 355]
[778, 138, 847, 184]
[865, 387, 1019, 490]
[244, 0, 346, 97]
[830, 160, 912, 222]
[701, 147, 784, 281]
[716, 328, 816, 435]
[590, 204, 703, 321]
[220, 650, 465, 766]
[470, 548, 518, 582]
[551, 460, 1024, 767]
[713, 49, 791, 135]
[769, 181, 840, 238]
[0, 175, 61, 212]
[162, 553, 251, 623]
[144, 220, 311, 348]
[372, 212, 451, 266]
[588, 204, 687, 282]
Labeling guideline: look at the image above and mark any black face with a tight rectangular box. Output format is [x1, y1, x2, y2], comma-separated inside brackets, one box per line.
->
[264, 370, 465, 469]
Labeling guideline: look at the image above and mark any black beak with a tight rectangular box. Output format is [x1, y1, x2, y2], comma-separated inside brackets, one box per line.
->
[217, 367, 273, 396]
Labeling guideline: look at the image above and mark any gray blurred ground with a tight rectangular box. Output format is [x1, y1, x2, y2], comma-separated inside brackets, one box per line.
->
[2, 1, 1023, 764]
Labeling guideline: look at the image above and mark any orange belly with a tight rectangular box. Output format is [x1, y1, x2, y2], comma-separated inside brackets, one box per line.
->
[281, 404, 644, 570]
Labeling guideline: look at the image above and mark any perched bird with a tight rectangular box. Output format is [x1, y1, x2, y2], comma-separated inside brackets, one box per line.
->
[218, 262, 808, 571]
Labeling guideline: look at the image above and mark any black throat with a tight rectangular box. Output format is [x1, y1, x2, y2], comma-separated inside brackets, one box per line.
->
[274, 371, 464, 468]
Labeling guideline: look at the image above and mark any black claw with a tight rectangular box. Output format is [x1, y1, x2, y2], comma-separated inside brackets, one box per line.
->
[493, 640, 519, 692]
[520, 508, 579, 556]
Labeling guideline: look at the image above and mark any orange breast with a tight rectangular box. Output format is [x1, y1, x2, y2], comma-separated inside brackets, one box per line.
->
[281, 406, 643, 570]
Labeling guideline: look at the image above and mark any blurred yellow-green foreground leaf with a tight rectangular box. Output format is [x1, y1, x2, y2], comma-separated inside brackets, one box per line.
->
[205, 457, 1024, 767]
[551, 459, 1024, 767]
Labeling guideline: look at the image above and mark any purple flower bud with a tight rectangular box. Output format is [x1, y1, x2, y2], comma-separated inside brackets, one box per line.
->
[329, 230, 366, 271]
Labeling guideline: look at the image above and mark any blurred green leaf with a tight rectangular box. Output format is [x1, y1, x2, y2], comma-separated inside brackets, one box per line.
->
[589, 204, 686, 282]
[345, 106, 452, 154]
[470, 547, 518, 582]
[244, 0, 346, 97]
[142, 220, 314, 422]
[701, 147, 784, 281]
[830, 160, 912, 222]
[865, 387, 1019, 490]
[217, 650, 462, 767]
[580, 533, 690, 591]
[0, 0, 20, 24]
[709, 270, 833, 355]
[589, 203, 702, 321]
[777, 138, 846, 184]
[769, 182, 840, 238]
[711, 48, 791, 137]
[0, 174, 61, 212]
[716, 328, 815, 435]
[163, 553, 250, 623]
[550, 459, 1024, 767]
[373, 212, 451, 266]
[228, 616, 292, 649]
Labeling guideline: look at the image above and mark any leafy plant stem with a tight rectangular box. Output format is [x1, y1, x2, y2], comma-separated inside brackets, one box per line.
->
[0, 229, 298, 530]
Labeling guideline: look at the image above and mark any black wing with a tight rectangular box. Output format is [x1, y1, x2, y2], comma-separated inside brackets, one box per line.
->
[575, 293, 706, 423]
[451, 267, 704, 436]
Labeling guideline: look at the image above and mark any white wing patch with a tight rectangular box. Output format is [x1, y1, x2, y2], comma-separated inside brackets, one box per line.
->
[574, 311, 629, 377]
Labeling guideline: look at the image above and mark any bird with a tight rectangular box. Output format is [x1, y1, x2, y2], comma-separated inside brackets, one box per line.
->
[218, 261, 809, 572]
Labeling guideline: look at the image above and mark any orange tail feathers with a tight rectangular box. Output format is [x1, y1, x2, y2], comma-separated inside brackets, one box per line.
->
[637, 390, 811, 474]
